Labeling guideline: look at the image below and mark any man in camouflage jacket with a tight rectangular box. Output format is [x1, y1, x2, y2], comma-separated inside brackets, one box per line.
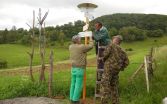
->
[100, 35, 129, 104]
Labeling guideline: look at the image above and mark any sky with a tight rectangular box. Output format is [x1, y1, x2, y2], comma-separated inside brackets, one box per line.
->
[0, 0, 167, 30]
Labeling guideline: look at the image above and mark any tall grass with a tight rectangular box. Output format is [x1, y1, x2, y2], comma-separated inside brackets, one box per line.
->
[119, 46, 167, 104]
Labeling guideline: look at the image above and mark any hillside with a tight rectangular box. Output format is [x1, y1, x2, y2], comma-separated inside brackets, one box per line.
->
[92, 13, 167, 31]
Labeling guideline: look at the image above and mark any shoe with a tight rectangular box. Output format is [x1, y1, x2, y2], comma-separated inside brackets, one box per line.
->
[71, 100, 80, 104]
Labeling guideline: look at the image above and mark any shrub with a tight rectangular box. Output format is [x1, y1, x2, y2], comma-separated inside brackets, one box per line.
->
[0, 59, 7, 69]
[125, 48, 133, 51]
[119, 26, 146, 42]
[109, 27, 118, 37]
[146, 29, 164, 37]
[20, 35, 31, 45]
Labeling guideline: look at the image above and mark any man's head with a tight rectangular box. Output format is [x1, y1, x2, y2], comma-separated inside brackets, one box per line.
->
[112, 35, 123, 45]
[95, 21, 102, 31]
[72, 35, 81, 44]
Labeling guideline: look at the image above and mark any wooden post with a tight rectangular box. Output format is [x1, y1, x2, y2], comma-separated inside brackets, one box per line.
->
[148, 48, 153, 77]
[48, 50, 54, 97]
[26, 10, 35, 82]
[37, 8, 49, 82]
[144, 56, 149, 93]
[129, 63, 144, 81]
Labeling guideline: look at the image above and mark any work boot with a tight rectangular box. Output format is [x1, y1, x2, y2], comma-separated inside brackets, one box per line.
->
[71, 100, 80, 104]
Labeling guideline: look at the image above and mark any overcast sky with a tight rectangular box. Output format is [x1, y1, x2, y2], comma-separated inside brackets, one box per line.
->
[0, 0, 167, 30]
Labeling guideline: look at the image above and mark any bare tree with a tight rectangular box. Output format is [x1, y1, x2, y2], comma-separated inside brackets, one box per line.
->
[37, 8, 49, 82]
[26, 10, 35, 82]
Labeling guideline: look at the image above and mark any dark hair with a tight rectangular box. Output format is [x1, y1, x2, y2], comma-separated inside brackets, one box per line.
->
[95, 21, 102, 27]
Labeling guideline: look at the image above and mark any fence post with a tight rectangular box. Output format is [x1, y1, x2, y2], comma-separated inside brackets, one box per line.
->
[148, 48, 154, 77]
[48, 50, 54, 97]
[144, 56, 149, 93]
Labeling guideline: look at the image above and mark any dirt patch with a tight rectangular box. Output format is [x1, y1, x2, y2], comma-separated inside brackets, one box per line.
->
[0, 97, 68, 104]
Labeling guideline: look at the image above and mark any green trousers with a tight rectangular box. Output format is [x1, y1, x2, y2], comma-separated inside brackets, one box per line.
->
[70, 67, 84, 101]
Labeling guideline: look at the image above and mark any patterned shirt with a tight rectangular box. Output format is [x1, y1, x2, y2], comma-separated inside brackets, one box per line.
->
[103, 43, 129, 70]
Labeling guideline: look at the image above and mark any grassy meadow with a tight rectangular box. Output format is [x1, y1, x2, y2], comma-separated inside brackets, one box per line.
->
[0, 42, 96, 69]
[0, 36, 166, 70]
[0, 44, 69, 69]
[0, 36, 167, 103]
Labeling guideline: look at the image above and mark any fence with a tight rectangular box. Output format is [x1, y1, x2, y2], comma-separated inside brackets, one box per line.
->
[129, 47, 156, 93]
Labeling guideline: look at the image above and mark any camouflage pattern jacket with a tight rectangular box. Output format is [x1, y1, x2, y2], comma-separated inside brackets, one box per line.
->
[103, 43, 129, 71]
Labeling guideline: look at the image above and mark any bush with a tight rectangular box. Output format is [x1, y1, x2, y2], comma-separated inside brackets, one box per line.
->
[20, 35, 31, 45]
[109, 27, 118, 37]
[146, 29, 164, 37]
[125, 48, 133, 51]
[0, 59, 7, 69]
[119, 26, 146, 42]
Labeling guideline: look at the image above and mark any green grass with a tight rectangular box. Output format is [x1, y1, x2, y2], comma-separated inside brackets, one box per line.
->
[0, 36, 167, 70]
[0, 36, 167, 103]
[0, 44, 70, 69]
[0, 44, 96, 69]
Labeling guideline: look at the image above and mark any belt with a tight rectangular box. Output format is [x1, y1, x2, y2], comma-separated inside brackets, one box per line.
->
[72, 64, 86, 69]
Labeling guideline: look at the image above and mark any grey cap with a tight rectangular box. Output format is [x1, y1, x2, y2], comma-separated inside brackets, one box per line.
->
[72, 35, 80, 43]
[113, 35, 123, 41]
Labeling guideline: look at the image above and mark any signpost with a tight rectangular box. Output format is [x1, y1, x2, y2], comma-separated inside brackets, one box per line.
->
[77, 3, 98, 104]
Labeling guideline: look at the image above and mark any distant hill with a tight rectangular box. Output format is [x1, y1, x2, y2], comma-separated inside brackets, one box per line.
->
[1, 13, 167, 45]
[92, 13, 167, 31]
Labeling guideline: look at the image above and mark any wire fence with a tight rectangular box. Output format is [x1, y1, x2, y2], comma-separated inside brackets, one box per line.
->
[0, 66, 97, 99]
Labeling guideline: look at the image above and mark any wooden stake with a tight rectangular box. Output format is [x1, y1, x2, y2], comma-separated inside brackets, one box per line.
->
[129, 63, 144, 81]
[26, 10, 35, 82]
[144, 56, 149, 93]
[37, 8, 49, 82]
[48, 50, 54, 97]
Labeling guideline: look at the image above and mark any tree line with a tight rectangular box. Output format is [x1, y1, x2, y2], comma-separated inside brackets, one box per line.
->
[0, 13, 167, 44]
[91, 13, 167, 42]
[0, 20, 84, 45]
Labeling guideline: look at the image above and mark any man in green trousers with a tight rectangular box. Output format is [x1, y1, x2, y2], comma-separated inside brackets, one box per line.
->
[69, 35, 93, 104]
